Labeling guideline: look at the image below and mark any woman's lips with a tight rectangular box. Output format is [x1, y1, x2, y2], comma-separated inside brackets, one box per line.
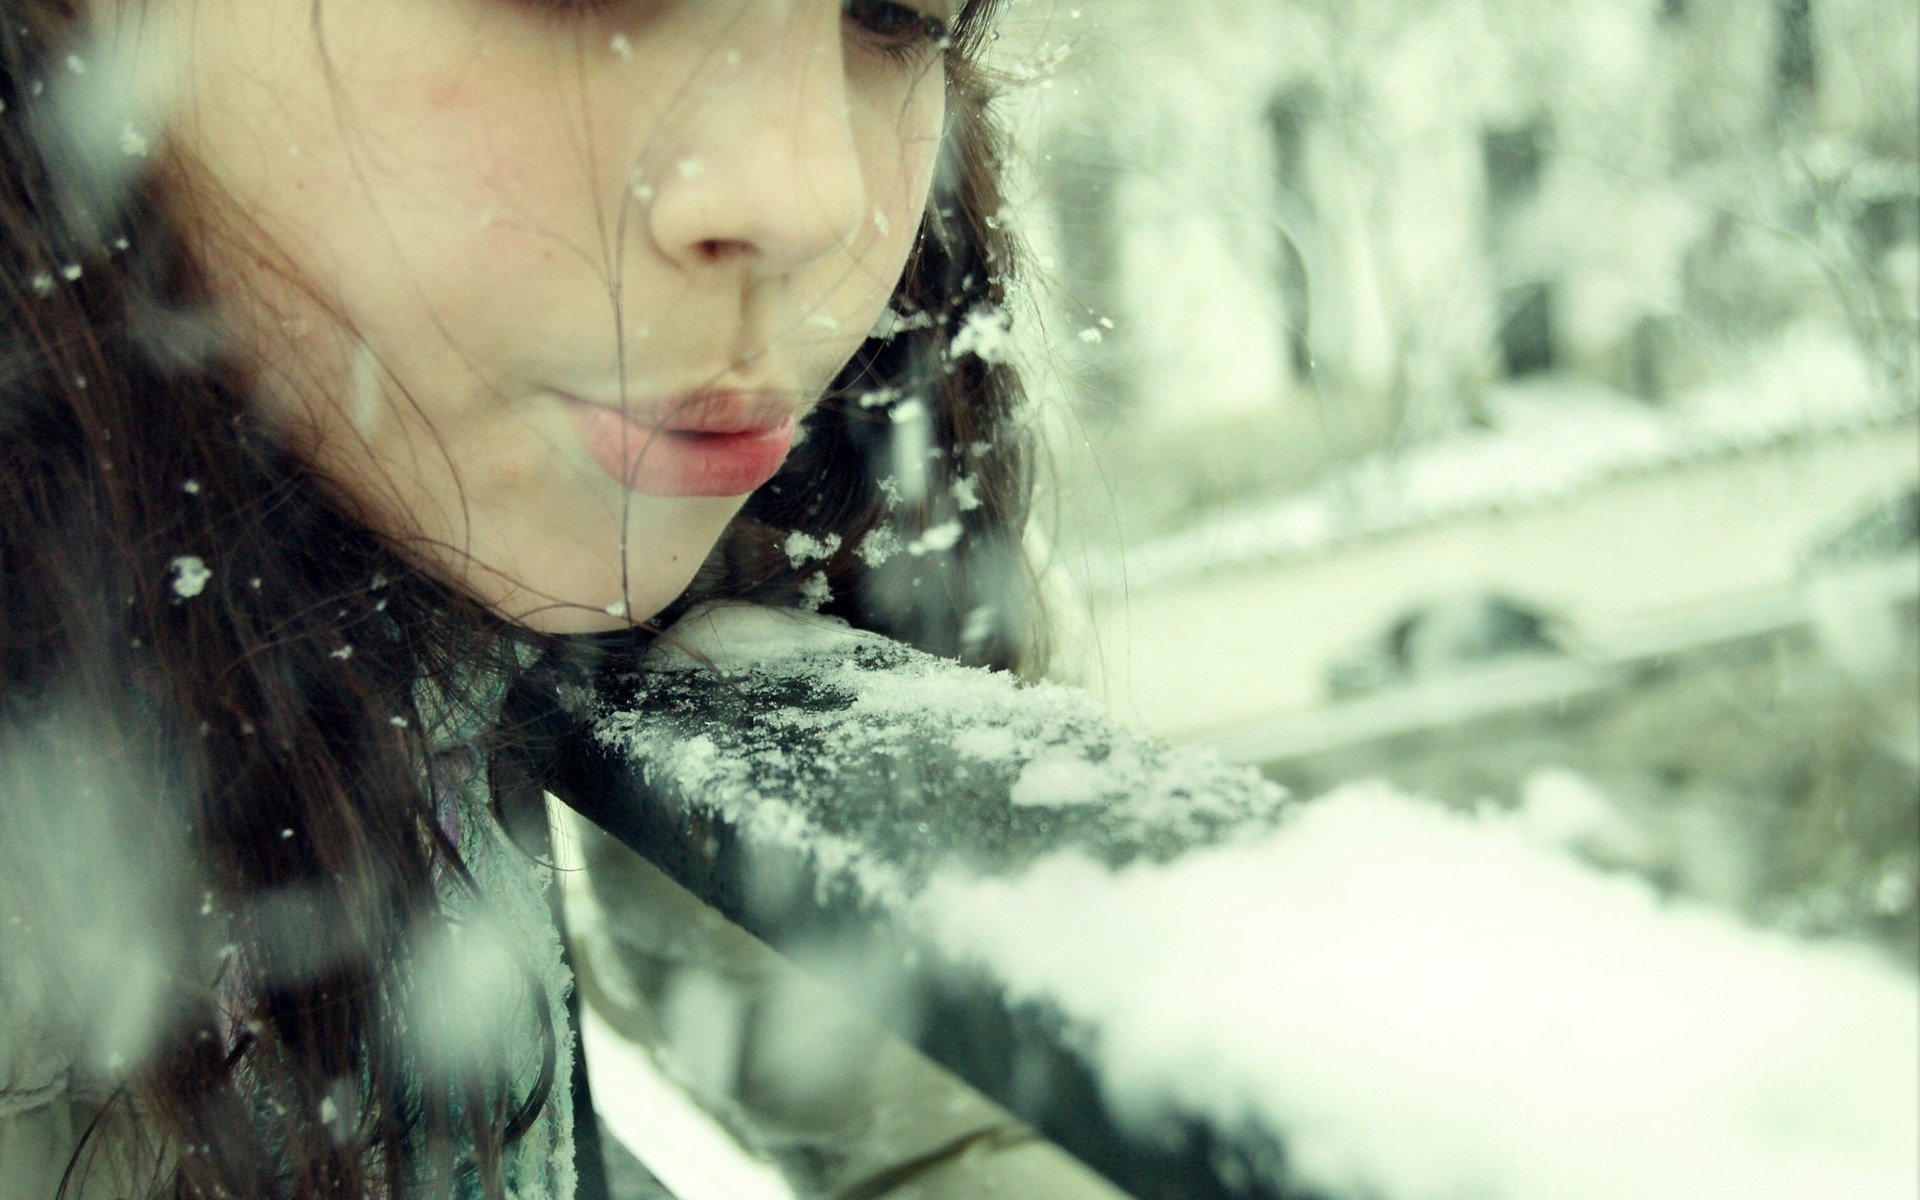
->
[563, 392, 798, 497]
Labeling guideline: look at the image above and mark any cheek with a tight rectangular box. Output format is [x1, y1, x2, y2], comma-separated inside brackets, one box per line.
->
[246, 99, 589, 385]
[859, 85, 947, 274]
[896, 86, 947, 209]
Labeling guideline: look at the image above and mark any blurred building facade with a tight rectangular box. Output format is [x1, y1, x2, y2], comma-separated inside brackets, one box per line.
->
[996, 0, 1919, 961]
[1012, 0, 1917, 519]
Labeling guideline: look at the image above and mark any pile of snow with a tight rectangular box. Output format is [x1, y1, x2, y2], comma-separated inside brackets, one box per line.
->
[918, 782, 1918, 1200]
[598, 603, 1292, 906]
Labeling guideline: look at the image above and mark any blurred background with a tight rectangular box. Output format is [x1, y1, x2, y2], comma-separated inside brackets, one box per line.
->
[995, 0, 1918, 962]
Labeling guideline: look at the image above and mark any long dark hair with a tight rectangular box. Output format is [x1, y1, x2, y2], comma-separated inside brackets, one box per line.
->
[0, 4, 1043, 1197]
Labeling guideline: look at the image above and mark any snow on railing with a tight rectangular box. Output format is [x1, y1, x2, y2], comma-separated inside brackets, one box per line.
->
[550, 602, 1917, 1200]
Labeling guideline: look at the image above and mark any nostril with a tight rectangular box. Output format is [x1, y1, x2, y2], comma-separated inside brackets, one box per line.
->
[697, 238, 756, 263]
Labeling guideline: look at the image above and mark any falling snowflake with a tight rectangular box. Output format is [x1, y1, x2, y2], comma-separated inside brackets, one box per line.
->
[948, 306, 1014, 365]
[856, 525, 902, 566]
[907, 521, 964, 556]
[783, 530, 842, 568]
[871, 309, 934, 340]
[169, 556, 211, 598]
[952, 475, 982, 511]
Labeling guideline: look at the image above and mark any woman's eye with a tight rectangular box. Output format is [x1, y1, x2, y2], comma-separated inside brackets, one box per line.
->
[512, 0, 951, 65]
[844, 0, 950, 63]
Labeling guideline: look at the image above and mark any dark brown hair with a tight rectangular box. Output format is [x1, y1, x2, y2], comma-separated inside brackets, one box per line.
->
[0, 3, 1043, 1197]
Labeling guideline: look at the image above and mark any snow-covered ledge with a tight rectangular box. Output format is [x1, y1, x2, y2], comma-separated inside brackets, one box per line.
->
[556, 601, 1917, 1200]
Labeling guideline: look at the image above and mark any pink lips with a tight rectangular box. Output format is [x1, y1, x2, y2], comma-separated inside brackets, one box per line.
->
[564, 391, 798, 497]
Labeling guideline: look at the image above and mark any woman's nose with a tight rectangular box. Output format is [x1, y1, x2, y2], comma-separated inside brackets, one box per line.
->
[644, 10, 870, 278]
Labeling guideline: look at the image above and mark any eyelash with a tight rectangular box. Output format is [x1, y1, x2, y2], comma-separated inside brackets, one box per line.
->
[844, 0, 952, 64]
[517, 1, 953, 67]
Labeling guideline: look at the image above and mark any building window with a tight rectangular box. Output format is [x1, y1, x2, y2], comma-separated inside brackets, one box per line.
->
[1267, 91, 1312, 193]
[1482, 121, 1549, 221]
[1267, 90, 1319, 383]
[1499, 282, 1557, 377]
[1776, 0, 1816, 106]
[1482, 120, 1558, 377]
[1856, 193, 1918, 262]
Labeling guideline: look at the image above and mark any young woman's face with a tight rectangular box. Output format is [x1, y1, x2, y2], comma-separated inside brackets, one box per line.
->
[143, 0, 952, 631]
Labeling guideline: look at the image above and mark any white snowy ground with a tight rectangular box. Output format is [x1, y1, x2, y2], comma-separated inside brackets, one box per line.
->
[1085, 328, 1914, 595]
[920, 780, 1918, 1200]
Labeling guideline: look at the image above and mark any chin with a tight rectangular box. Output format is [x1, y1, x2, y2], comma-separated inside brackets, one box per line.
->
[497, 569, 693, 635]
[506, 539, 727, 636]
[447, 492, 742, 634]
